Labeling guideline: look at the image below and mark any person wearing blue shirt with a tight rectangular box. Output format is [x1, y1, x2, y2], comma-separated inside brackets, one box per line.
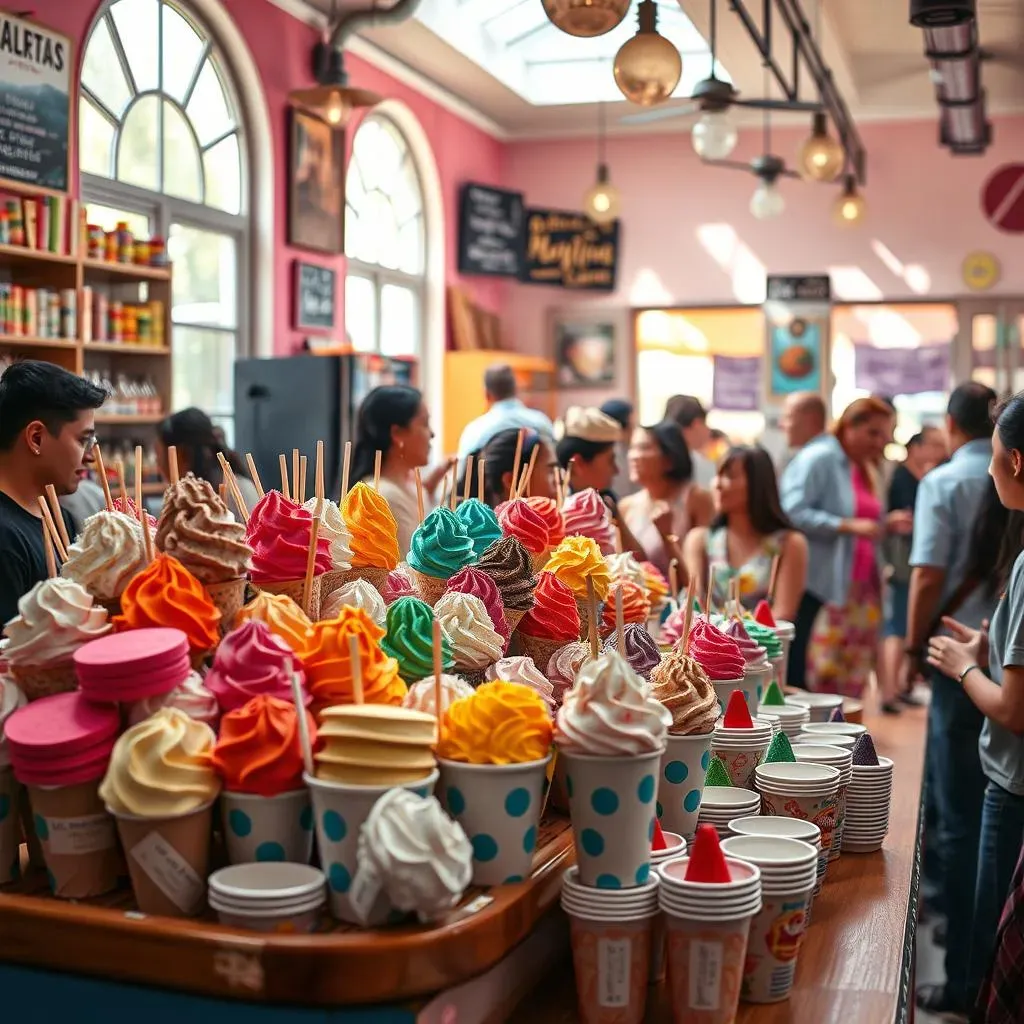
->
[456, 364, 554, 460]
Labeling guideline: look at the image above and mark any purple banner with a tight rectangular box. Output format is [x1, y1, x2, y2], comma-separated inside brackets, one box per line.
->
[853, 343, 951, 396]
[712, 356, 762, 411]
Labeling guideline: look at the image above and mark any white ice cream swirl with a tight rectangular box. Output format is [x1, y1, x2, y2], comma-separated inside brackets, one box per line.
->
[433, 592, 503, 671]
[126, 671, 220, 727]
[403, 674, 474, 715]
[322, 578, 385, 626]
[62, 510, 146, 601]
[0, 677, 27, 769]
[303, 498, 353, 571]
[3, 578, 111, 667]
[486, 656, 556, 711]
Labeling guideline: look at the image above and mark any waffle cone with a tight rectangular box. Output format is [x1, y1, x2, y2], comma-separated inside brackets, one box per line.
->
[517, 633, 564, 669]
[335, 567, 389, 598]
[530, 548, 552, 574]
[258, 575, 323, 620]
[320, 567, 351, 602]
[205, 577, 247, 634]
[11, 661, 78, 702]
[410, 569, 449, 608]
[505, 608, 527, 632]
[575, 598, 596, 642]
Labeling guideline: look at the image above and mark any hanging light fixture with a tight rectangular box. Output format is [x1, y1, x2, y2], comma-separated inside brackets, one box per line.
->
[289, 39, 381, 127]
[613, 1, 682, 106]
[749, 155, 786, 220]
[833, 174, 867, 226]
[583, 103, 620, 225]
[690, 0, 737, 161]
[542, 0, 630, 38]
[797, 111, 844, 182]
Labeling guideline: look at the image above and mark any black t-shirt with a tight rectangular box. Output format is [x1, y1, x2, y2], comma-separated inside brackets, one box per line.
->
[887, 464, 919, 512]
[0, 491, 75, 628]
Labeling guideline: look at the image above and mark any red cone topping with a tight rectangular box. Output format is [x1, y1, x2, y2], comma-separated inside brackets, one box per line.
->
[684, 824, 731, 883]
[723, 689, 754, 728]
[754, 600, 776, 627]
[652, 818, 667, 851]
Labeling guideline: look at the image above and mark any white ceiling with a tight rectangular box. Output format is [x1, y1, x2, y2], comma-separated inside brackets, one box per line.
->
[286, 0, 1024, 138]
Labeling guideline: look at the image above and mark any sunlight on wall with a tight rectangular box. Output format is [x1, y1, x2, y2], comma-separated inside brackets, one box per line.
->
[629, 269, 676, 307]
[828, 266, 884, 301]
[696, 223, 767, 305]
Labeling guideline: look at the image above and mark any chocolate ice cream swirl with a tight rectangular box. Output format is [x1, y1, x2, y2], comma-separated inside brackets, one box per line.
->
[649, 648, 720, 735]
[476, 536, 536, 612]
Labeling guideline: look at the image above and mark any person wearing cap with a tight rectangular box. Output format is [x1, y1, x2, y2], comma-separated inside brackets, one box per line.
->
[456, 363, 554, 460]
[600, 398, 637, 499]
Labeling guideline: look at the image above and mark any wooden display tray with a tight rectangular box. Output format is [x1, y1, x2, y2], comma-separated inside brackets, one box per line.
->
[0, 812, 574, 1006]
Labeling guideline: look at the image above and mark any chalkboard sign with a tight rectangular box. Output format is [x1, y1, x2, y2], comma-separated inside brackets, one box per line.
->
[457, 183, 524, 278]
[520, 209, 618, 292]
[293, 261, 337, 333]
[766, 275, 831, 302]
[0, 14, 72, 192]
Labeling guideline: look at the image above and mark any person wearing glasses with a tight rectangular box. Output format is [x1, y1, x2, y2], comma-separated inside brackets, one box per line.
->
[0, 361, 107, 625]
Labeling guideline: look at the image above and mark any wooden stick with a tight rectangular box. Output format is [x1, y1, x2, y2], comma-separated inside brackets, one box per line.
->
[140, 495, 154, 563]
[315, 440, 324, 502]
[510, 429, 525, 501]
[302, 503, 322, 617]
[463, 455, 473, 503]
[41, 515, 56, 578]
[705, 559, 715, 616]
[167, 445, 179, 486]
[219, 482, 229, 505]
[615, 584, 626, 658]
[440, 471, 449, 510]
[517, 442, 540, 499]
[37, 496, 67, 562]
[587, 576, 599, 661]
[348, 633, 364, 705]
[768, 553, 781, 604]
[115, 458, 128, 509]
[45, 484, 70, 551]
[731, 576, 741, 619]
[279, 454, 290, 499]
[477, 457, 486, 503]
[432, 618, 443, 744]
[681, 574, 697, 653]
[292, 449, 300, 503]
[299, 456, 308, 504]
[669, 558, 680, 613]
[289, 658, 314, 778]
[373, 450, 382, 491]
[340, 441, 351, 501]
[246, 454, 265, 499]
[450, 462, 458, 511]
[134, 445, 143, 516]
[217, 453, 249, 521]
[93, 443, 113, 512]
[414, 467, 425, 523]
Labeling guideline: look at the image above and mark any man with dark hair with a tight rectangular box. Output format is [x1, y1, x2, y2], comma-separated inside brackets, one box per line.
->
[456, 362, 554, 459]
[905, 381, 998, 1020]
[600, 397, 636, 499]
[0, 361, 107, 625]
[664, 394, 714, 486]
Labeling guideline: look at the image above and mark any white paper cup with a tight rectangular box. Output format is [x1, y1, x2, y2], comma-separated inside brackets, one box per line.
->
[658, 731, 714, 840]
[710, 678, 746, 718]
[711, 721, 773, 791]
[648, 834, 685, 985]
[305, 769, 437, 925]
[221, 789, 313, 866]
[208, 862, 326, 933]
[0, 767, 21, 884]
[727, 814, 824, 897]
[437, 756, 549, 886]
[792, 745, 853, 859]
[742, 663, 774, 716]
[801, 722, 867, 740]
[784, 692, 843, 723]
[774, 620, 794, 684]
[757, 703, 811, 739]
[796, 731, 855, 749]
[561, 748, 663, 889]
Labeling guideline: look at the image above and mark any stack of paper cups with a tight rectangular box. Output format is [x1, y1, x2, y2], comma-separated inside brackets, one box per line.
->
[754, 762, 840, 864]
[801, 722, 867, 743]
[711, 717, 773, 790]
[773, 621, 795, 684]
[207, 862, 326, 933]
[842, 757, 894, 853]
[757, 703, 810, 740]
[649, 832, 687, 985]
[710, 678, 746, 717]
[658, 729, 714, 840]
[726, 815, 824, 901]
[697, 786, 761, 837]
[742, 662, 774, 717]
[561, 866, 660, 1024]
[791, 744, 853, 860]
[720, 835, 818, 1003]
[795, 731, 854, 750]
[784, 692, 843, 723]
[658, 854, 762, 1023]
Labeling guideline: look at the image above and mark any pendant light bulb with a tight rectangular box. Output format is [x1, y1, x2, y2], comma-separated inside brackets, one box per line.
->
[750, 179, 785, 220]
[798, 112, 844, 183]
[613, 0, 682, 106]
[692, 110, 738, 161]
[584, 164, 620, 224]
[833, 174, 867, 226]
[324, 90, 349, 126]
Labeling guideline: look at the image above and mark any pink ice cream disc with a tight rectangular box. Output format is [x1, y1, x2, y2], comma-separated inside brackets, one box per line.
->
[76, 652, 193, 683]
[74, 628, 190, 675]
[4, 691, 120, 759]
[13, 750, 114, 787]
[78, 657, 193, 698]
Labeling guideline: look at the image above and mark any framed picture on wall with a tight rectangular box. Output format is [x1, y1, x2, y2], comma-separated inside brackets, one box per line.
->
[289, 108, 345, 254]
[552, 314, 618, 388]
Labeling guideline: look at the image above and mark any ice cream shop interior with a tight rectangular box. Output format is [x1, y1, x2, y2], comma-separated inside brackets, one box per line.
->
[0, 0, 1023, 1020]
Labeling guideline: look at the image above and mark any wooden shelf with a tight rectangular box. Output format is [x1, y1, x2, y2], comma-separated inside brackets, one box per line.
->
[0, 335, 78, 350]
[82, 258, 171, 282]
[84, 342, 170, 355]
[95, 414, 165, 426]
[0, 242, 78, 268]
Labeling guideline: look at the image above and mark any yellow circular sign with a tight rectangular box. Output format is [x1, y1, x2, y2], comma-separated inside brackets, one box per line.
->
[963, 251, 1001, 291]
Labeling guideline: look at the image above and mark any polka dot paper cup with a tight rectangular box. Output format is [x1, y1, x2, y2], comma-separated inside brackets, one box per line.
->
[657, 731, 714, 841]
[560, 748, 664, 890]
[437, 756, 550, 887]
[221, 789, 313, 866]
[305, 770, 438, 925]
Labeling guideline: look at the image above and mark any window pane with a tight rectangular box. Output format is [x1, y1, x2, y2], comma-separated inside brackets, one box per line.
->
[111, 0, 159, 94]
[169, 223, 237, 327]
[161, 2, 205, 102]
[345, 275, 376, 352]
[163, 100, 202, 202]
[79, 99, 116, 178]
[397, 215, 424, 276]
[85, 203, 152, 238]
[203, 134, 241, 214]
[379, 284, 418, 357]
[82, 17, 132, 116]
[172, 326, 235, 414]
[186, 58, 234, 146]
[391, 163, 422, 227]
[118, 94, 159, 191]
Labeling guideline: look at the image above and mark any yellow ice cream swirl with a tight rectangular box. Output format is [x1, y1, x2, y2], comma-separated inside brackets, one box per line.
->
[544, 535, 611, 602]
[438, 680, 553, 765]
[342, 482, 400, 570]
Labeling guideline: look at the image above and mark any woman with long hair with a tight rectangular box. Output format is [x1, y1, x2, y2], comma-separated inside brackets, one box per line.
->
[467, 427, 558, 508]
[683, 445, 807, 623]
[350, 385, 434, 556]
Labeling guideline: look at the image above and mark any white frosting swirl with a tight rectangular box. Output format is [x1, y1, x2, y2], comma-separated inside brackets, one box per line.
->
[0, 677, 27, 768]
[356, 788, 472, 923]
[403, 674, 475, 715]
[486, 656, 556, 711]
[3, 578, 111, 666]
[321, 578, 386, 626]
[556, 650, 671, 755]
[604, 552, 647, 589]
[126, 671, 220, 727]
[62, 510, 146, 600]
[303, 498, 353, 571]
[433, 592, 503, 671]
[546, 642, 592, 690]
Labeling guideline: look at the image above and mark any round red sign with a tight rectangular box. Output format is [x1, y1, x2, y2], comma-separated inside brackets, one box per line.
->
[982, 163, 1024, 233]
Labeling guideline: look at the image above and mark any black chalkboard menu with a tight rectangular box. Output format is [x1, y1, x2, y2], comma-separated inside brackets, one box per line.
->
[293, 260, 336, 332]
[457, 183, 525, 278]
[520, 209, 619, 292]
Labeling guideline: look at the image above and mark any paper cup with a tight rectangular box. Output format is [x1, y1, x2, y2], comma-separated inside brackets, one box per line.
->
[726, 816, 825, 898]
[740, 888, 813, 1002]
[306, 769, 437, 925]
[221, 789, 313, 866]
[741, 663, 774, 716]
[710, 678, 746, 717]
[0, 767, 21, 884]
[28, 781, 120, 899]
[208, 862, 326, 933]
[796, 731, 855, 749]
[437, 757, 549, 886]
[757, 703, 811, 739]
[711, 722, 772, 791]
[783, 692, 843, 723]
[561, 748, 663, 889]
[774, 620, 794, 685]
[792, 745, 853, 860]
[648, 832, 686, 985]
[658, 731, 714, 839]
[800, 722, 867, 741]
[755, 762, 840, 859]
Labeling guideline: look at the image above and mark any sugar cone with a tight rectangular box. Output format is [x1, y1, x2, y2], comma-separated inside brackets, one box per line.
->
[336, 566, 389, 598]
[517, 632, 564, 670]
[505, 608, 527, 632]
[258, 575, 323, 621]
[410, 568, 449, 608]
[320, 567, 351, 602]
[530, 548, 551, 574]
[575, 598, 595, 643]
[205, 577, 247, 635]
[11, 661, 78, 702]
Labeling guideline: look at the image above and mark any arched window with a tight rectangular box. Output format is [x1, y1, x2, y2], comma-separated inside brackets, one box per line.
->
[344, 115, 425, 357]
[79, 0, 248, 438]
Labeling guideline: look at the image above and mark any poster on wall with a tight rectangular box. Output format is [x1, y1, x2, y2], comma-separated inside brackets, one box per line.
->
[289, 109, 344, 254]
[521, 209, 618, 291]
[854, 343, 951, 395]
[553, 316, 617, 387]
[0, 13, 72, 192]
[712, 356, 762, 411]
[764, 275, 831, 401]
[457, 183, 524, 277]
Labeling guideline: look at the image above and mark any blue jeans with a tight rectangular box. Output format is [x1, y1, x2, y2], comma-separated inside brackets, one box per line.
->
[966, 781, 1024, 1005]
[927, 669, 986, 1004]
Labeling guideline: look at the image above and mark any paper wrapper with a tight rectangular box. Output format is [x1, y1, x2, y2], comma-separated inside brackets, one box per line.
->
[410, 568, 449, 608]
[114, 800, 214, 918]
[27, 781, 121, 899]
[205, 577, 247, 635]
[11, 661, 78, 702]
[517, 632, 565, 672]
[740, 889, 813, 1003]
[335, 566, 389, 598]
[221, 789, 313, 865]
[257, 575, 323, 621]
[0, 767, 22, 884]
[658, 731, 715, 840]
[710, 738, 770, 791]
[568, 914, 654, 1024]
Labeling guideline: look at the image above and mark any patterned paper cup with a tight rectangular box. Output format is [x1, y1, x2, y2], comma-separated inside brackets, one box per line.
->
[221, 789, 313, 865]
[649, 832, 687, 985]
[0, 767, 21, 884]
[437, 757, 550, 886]
[561, 748, 663, 890]
[658, 731, 714, 840]
[711, 722, 773, 791]
[792, 745, 852, 860]
[755, 762, 840, 859]
[739, 886, 814, 1002]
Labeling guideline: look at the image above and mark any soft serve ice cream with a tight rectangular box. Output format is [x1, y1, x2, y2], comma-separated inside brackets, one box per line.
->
[382, 596, 453, 684]
[321, 577, 386, 626]
[342, 482, 400, 573]
[403, 674, 474, 715]
[476, 536, 536, 619]
[246, 490, 331, 584]
[62, 510, 147, 602]
[561, 488, 615, 554]
[603, 623, 661, 679]
[126, 671, 219, 727]
[4, 578, 110, 668]
[686, 617, 745, 681]
[454, 498, 502, 560]
[302, 497, 353, 572]
[433, 591, 504, 674]
[407, 507, 475, 587]
[236, 592, 313, 659]
[205, 620, 309, 712]
[649, 647, 720, 735]
[445, 566, 510, 644]
[486, 656, 556, 712]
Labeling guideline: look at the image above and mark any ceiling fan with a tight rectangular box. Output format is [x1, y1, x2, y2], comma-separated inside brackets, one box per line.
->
[620, 0, 824, 127]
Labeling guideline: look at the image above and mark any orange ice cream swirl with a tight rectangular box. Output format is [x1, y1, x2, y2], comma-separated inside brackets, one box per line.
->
[113, 553, 220, 654]
[600, 579, 652, 636]
[543, 535, 611, 602]
[342, 482, 400, 570]
[235, 592, 314, 660]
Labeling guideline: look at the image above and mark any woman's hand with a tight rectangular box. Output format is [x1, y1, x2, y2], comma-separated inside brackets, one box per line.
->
[886, 510, 914, 535]
[841, 518, 883, 540]
[927, 618, 989, 680]
[650, 500, 674, 538]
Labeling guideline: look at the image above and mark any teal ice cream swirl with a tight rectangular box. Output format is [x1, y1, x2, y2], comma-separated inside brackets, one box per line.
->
[743, 619, 783, 659]
[406, 506, 475, 579]
[381, 596, 454, 682]
[455, 498, 502, 559]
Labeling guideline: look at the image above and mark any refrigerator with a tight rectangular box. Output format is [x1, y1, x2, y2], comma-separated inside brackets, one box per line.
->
[234, 352, 416, 501]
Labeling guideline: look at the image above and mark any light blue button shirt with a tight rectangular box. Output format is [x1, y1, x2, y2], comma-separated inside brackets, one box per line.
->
[456, 398, 555, 458]
[780, 434, 858, 607]
[909, 438, 995, 633]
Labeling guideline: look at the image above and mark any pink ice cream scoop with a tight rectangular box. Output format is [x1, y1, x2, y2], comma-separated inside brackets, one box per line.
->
[687, 617, 745, 680]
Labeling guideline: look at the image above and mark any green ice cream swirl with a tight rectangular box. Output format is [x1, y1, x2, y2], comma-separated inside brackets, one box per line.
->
[455, 499, 502, 560]
[381, 596, 454, 682]
[742, 619, 783, 659]
[407, 507, 475, 580]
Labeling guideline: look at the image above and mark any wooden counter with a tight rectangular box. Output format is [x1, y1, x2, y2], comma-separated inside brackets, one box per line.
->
[512, 704, 928, 1024]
